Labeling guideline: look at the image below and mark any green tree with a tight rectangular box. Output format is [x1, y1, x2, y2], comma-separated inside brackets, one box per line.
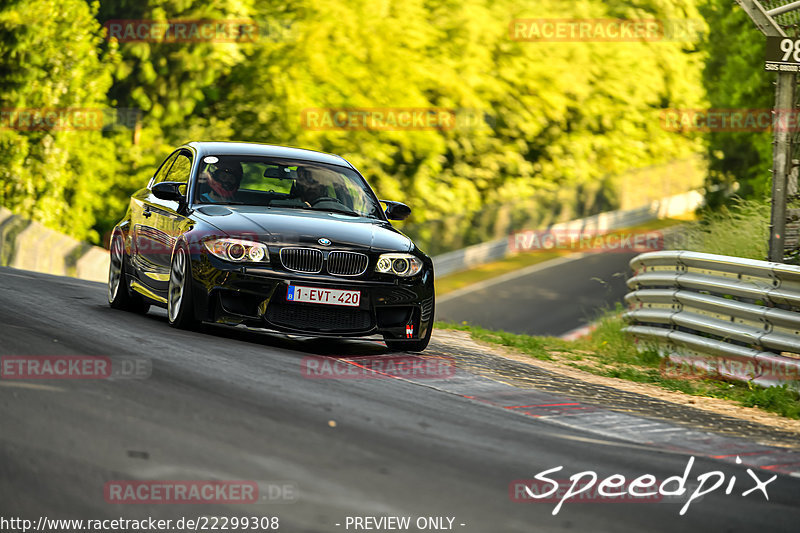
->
[0, 0, 118, 243]
[216, 0, 706, 250]
[1, 0, 711, 252]
[700, 0, 773, 207]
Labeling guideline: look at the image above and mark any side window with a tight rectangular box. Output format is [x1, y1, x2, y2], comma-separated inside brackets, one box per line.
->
[165, 151, 192, 184]
[151, 152, 179, 186]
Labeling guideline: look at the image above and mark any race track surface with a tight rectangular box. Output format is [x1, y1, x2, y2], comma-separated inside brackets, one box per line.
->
[436, 252, 636, 336]
[1, 267, 799, 532]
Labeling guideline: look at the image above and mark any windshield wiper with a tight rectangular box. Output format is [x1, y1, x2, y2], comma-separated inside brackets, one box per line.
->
[310, 206, 364, 217]
[195, 201, 251, 206]
[259, 204, 378, 219]
[270, 204, 310, 210]
[205, 201, 277, 207]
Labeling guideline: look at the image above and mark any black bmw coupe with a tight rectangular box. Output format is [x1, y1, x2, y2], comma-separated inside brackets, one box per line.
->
[108, 142, 434, 351]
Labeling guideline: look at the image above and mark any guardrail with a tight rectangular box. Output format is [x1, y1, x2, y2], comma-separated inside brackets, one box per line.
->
[624, 250, 800, 388]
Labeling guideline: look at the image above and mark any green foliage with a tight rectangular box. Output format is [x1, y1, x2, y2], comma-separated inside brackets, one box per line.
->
[1, 0, 708, 246]
[436, 321, 563, 361]
[680, 197, 769, 259]
[699, 0, 774, 206]
[211, 0, 708, 252]
[740, 383, 800, 418]
[0, 0, 119, 243]
[97, 0, 256, 136]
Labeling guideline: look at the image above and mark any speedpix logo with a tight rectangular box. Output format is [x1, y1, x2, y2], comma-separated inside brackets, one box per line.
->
[510, 456, 776, 516]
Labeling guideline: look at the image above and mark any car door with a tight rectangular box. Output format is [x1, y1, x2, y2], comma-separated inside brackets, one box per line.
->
[156, 150, 194, 269]
[130, 151, 178, 284]
[132, 150, 193, 292]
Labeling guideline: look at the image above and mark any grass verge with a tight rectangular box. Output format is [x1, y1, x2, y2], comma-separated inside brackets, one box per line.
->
[435, 205, 800, 419]
[435, 310, 800, 420]
[680, 198, 769, 260]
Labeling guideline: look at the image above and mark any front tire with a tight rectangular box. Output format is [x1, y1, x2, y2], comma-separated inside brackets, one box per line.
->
[168, 244, 198, 329]
[384, 304, 434, 353]
[108, 232, 150, 314]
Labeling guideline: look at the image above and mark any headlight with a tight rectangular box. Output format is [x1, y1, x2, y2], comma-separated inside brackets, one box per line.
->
[203, 238, 270, 263]
[375, 253, 423, 277]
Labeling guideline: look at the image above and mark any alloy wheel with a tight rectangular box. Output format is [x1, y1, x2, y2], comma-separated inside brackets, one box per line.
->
[168, 247, 186, 323]
[108, 234, 124, 303]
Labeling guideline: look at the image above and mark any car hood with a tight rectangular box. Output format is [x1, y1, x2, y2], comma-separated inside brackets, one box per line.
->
[192, 205, 413, 252]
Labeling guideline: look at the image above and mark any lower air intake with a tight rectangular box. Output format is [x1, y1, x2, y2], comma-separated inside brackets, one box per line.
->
[266, 303, 373, 333]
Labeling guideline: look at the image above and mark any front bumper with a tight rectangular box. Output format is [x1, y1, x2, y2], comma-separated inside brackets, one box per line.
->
[189, 255, 434, 341]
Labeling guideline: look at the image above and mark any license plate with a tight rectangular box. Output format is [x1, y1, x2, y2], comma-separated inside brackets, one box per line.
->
[286, 285, 361, 307]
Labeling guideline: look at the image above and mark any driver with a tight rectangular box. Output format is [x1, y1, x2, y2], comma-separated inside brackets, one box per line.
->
[295, 167, 331, 207]
[199, 160, 243, 203]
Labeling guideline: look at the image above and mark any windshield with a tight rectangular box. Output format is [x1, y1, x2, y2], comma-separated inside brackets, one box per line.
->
[193, 155, 383, 218]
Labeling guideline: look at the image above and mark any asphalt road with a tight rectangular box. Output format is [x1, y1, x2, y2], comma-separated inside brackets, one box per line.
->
[2, 267, 800, 532]
[436, 252, 637, 336]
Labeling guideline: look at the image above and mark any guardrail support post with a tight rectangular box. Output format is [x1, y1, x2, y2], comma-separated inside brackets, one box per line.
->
[770, 71, 795, 261]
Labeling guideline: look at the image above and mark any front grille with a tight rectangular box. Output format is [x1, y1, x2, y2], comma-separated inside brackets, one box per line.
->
[327, 251, 369, 276]
[280, 247, 323, 273]
[266, 303, 373, 332]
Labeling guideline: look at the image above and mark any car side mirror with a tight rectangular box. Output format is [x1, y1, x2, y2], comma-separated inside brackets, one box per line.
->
[152, 181, 185, 202]
[382, 200, 412, 221]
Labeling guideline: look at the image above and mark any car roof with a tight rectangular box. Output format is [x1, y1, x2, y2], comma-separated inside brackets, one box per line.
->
[185, 141, 354, 169]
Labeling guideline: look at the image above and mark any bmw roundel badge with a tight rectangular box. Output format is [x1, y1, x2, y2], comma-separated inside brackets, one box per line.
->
[318, 237, 332, 246]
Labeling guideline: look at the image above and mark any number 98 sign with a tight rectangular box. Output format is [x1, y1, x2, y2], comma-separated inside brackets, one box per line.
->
[766, 37, 800, 71]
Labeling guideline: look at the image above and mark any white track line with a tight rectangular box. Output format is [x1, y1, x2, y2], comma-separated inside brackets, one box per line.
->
[437, 253, 587, 304]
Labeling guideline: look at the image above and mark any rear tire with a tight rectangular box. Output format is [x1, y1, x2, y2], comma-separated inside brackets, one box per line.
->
[108, 232, 150, 314]
[168, 244, 198, 329]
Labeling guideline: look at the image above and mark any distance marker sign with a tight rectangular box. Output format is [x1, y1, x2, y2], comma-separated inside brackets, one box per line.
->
[766, 36, 800, 71]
